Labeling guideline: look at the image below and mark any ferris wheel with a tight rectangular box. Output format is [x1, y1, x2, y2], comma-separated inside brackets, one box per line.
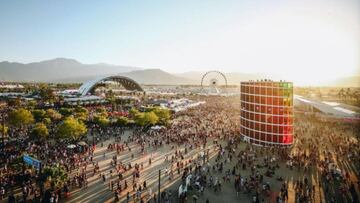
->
[200, 71, 228, 94]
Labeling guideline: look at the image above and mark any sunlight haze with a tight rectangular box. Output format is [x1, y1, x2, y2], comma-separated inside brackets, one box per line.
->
[0, 0, 359, 86]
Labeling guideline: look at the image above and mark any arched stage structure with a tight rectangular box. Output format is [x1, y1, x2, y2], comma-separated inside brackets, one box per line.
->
[78, 75, 144, 96]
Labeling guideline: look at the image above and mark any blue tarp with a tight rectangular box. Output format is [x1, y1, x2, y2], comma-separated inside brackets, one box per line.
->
[23, 155, 41, 169]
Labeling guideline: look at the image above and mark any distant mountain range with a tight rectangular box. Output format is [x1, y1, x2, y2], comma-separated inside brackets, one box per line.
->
[122, 69, 194, 85]
[0, 58, 358, 87]
[324, 76, 360, 88]
[0, 58, 140, 83]
[177, 71, 282, 85]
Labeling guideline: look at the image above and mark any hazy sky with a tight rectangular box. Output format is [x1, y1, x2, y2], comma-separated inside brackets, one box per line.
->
[0, 0, 359, 85]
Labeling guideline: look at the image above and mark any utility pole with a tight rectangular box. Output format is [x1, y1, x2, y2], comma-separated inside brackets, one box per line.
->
[158, 170, 161, 203]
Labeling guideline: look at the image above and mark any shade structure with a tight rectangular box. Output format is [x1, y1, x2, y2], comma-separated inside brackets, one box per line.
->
[77, 141, 87, 146]
[67, 144, 76, 149]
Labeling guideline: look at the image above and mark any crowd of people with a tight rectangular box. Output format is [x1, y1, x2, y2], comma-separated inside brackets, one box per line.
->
[0, 95, 360, 203]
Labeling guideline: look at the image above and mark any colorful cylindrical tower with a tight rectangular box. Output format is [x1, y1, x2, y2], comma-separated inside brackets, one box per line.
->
[240, 80, 294, 146]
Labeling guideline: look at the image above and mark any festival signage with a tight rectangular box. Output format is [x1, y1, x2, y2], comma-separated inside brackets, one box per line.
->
[23, 155, 42, 169]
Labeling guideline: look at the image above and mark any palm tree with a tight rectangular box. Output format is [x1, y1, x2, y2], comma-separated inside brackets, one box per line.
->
[345, 88, 351, 101]
[0, 123, 8, 144]
[106, 90, 116, 111]
[354, 91, 360, 104]
[338, 88, 345, 100]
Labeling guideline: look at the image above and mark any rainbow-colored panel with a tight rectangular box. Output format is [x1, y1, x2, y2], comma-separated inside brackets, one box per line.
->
[240, 81, 294, 146]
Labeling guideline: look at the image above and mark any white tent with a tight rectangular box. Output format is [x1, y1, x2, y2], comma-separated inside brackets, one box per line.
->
[67, 144, 76, 149]
[150, 125, 165, 130]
